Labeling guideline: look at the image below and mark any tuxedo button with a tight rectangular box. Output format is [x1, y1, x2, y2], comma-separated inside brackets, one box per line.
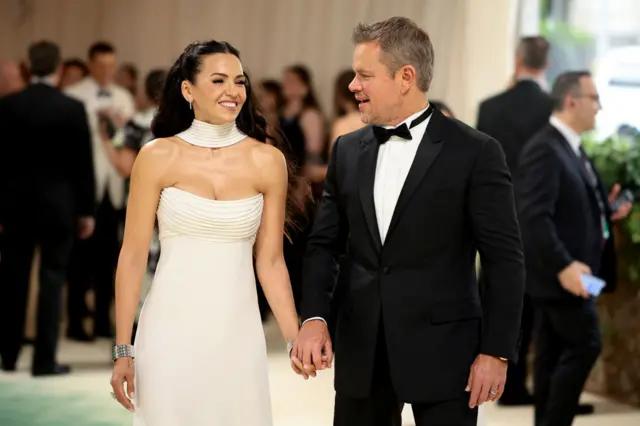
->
[382, 267, 391, 275]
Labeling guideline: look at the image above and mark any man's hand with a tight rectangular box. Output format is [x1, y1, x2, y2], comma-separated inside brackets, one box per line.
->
[608, 183, 633, 222]
[466, 354, 508, 408]
[291, 319, 333, 377]
[558, 261, 591, 298]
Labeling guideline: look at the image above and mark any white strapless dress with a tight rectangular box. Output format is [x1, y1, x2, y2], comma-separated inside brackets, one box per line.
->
[132, 186, 271, 426]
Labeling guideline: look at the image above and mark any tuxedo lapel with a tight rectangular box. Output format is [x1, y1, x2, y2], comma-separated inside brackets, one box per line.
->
[386, 110, 446, 240]
[551, 127, 600, 214]
[357, 128, 383, 252]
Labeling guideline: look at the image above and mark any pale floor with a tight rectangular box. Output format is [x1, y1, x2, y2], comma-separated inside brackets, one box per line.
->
[3, 319, 640, 426]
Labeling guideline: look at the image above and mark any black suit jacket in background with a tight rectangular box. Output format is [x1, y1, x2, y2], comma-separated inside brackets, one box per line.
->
[515, 124, 617, 300]
[0, 83, 95, 230]
[301, 108, 526, 403]
[476, 80, 553, 173]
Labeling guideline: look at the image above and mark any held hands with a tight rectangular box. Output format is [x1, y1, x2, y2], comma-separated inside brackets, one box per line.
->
[290, 320, 333, 379]
[110, 357, 135, 412]
[558, 261, 591, 298]
[466, 354, 508, 408]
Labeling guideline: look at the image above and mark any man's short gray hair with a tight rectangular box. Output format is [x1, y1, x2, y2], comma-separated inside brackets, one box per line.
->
[352, 16, 434, 92]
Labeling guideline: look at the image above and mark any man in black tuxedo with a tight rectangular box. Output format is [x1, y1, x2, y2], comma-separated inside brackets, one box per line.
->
[0, 41, 95, 375]
[292, 17, 526, 426]
[516, 71, 631, 426]
[475, 35, 553, 406]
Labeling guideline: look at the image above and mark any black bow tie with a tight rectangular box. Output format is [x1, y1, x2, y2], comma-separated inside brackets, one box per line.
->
[98, 89, 112, 97]
[372, 104, 433, 144]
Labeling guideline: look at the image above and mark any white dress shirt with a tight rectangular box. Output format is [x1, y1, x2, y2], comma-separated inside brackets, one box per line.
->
[65, 77, 135, 209]
[374, 106, 432, 242]
[549, 115, 581, 156]
[303, 106, 432, 326]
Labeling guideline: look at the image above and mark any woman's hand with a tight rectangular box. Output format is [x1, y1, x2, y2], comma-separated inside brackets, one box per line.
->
[110, 357, 136, 412]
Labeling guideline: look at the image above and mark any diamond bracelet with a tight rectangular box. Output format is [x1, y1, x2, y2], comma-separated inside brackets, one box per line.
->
[112, 344, 134, 362]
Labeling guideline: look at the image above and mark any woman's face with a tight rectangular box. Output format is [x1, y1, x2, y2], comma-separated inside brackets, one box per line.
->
[257, 87, 278, 113]
[60, 65, 85, 88]
[183, 53, 247, 124]
[281, 70, 308, 101]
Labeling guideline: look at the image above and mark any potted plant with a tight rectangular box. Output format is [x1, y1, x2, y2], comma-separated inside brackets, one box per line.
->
[582, 128, 640, 406]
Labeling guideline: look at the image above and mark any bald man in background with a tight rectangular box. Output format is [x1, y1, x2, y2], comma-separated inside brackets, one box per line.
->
[0, 60, 26, 97]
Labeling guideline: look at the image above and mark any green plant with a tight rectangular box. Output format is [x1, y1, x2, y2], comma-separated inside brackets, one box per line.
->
[583, 131, 640, 283]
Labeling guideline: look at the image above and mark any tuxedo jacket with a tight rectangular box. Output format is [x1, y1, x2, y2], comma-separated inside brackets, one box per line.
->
[301, 108, 526, 402]
[0, 83, 95, 231]
[476, 80, 553, 174]
[65, 77, 135, 209]
[515, 124, 617, 300]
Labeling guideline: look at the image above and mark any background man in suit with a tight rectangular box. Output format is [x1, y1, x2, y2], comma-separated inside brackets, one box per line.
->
[475, 35, 553, 406]
[0, 41, 95, 375]
[65, 41, 135, 340]
[516, 71, 631, 426]
[293, 17, 526, 426]
[477, 35, 552, 186]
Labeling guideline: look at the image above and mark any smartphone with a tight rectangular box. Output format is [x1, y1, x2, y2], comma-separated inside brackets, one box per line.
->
[580, 273, 606, 297]
[610, 189, 634, 212]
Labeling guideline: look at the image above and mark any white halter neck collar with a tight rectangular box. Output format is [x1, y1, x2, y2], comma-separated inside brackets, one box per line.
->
[176, 119, 246, 148]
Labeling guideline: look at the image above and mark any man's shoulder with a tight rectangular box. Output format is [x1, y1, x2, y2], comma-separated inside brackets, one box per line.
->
[479, 89, 511, 111]
[334, 125, 373, 151]
[64, 78, 91, 97]
[445, 115, 493, 147]
[519, 124, 559, 160]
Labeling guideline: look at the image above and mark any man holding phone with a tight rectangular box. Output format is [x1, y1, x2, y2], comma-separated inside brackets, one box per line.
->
[516, 71, 632, 426]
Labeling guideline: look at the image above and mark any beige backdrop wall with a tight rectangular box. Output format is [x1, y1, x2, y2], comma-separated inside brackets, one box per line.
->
[1, 0, 518, 124]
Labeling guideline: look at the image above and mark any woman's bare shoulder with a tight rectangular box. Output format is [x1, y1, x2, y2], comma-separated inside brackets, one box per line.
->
[133, 137, 181, 182]
[245, 140, 287, 189]
[247, 139, 285, 166]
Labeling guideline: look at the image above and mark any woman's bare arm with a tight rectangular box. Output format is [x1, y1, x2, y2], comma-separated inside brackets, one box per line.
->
[300, 108, 327, 183]
[254, 144, 299, 343]
[114, 139, 174, 346]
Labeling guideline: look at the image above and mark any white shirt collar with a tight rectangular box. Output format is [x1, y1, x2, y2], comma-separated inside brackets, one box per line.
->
[549, 115, 581, 155]
[517, 74, 548, 91]
[30, 75, 57, 87]
[383, 105, 430, 129]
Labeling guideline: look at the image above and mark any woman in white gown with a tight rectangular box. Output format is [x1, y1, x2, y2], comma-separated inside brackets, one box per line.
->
[109, 40, 306, 426]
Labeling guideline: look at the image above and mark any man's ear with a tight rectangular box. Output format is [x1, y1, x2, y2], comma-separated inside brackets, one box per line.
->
[399, 65, 417, 94]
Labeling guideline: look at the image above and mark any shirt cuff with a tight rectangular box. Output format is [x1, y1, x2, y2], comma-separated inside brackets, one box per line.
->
[302, 317, 326, 326]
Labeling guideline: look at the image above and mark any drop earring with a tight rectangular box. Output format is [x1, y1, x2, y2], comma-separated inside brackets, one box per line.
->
[189, 100, 192, 110]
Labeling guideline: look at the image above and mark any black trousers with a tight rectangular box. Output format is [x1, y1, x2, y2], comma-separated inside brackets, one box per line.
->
[0, 218, 74, 372]
[67, 194, 121, 335]
[533, 298, 602, 426]
[333, 320, 478, 426]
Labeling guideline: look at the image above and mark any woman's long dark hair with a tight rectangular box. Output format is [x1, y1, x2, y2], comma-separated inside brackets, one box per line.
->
[152, 40, 309, 234]
[333, 69, 357, 117]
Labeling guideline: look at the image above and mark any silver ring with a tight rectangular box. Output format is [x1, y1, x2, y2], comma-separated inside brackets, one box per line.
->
[489, 389, 498, 395]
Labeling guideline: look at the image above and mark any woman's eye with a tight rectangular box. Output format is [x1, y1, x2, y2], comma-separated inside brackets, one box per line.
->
[212, 79, 224, 84]
[236, 80, 247, 86]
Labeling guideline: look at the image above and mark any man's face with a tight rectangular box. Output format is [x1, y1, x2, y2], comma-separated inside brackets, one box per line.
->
[349, 42, 403, 126]
[573, 76, 601, 132]
[89, 52, 117, 86]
